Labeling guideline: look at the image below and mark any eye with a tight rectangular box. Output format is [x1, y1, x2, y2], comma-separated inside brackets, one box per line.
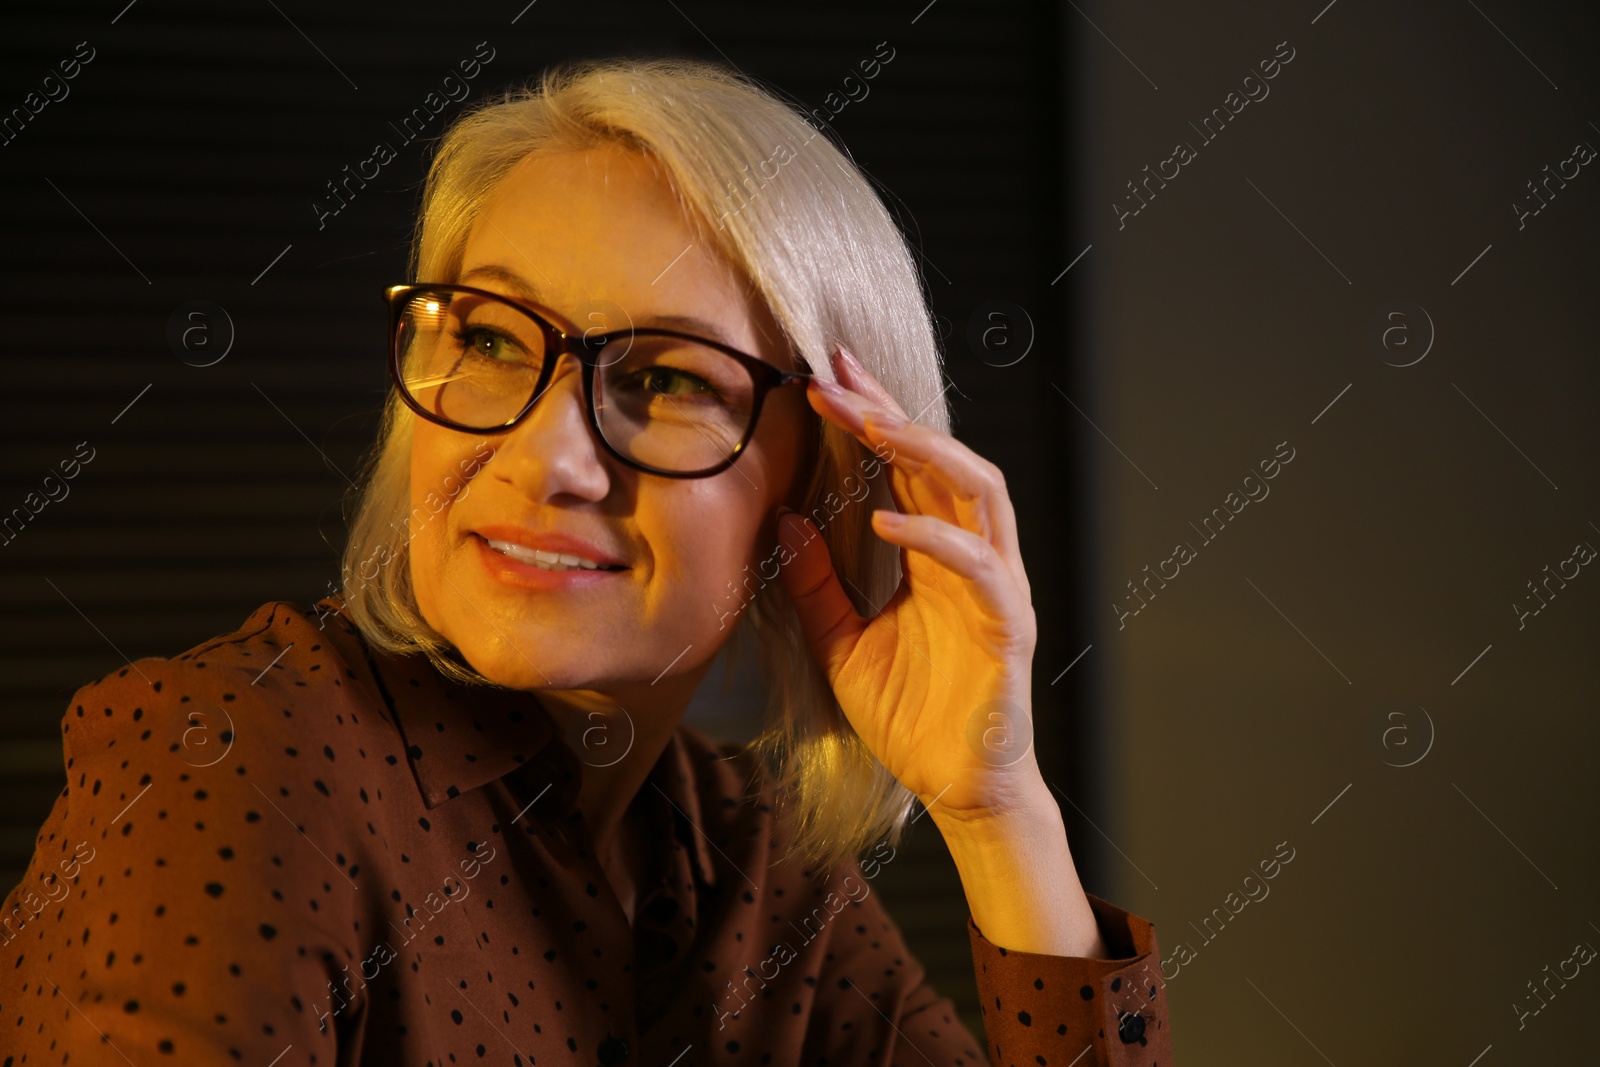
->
[452, 325, 523, 363]
[636, 367, 717, 397]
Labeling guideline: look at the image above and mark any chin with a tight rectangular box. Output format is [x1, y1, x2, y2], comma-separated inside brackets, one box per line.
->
[466, 621, 650, 688]
[453, 634, 583, 691]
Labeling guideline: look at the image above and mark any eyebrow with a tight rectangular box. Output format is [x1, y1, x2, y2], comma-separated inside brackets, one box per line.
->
[458, 264, 539, 300]
[456, 264, 741, 350]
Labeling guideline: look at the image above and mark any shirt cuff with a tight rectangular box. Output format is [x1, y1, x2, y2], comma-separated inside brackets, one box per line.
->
[967, 892, 1175, 1066]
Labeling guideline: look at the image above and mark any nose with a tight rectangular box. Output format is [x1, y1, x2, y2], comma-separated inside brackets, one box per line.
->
[489, 353, 613, 503]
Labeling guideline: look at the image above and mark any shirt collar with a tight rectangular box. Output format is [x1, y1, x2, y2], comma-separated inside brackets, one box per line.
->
[311, 595, 717, 888]
[640, 724, 719, 890]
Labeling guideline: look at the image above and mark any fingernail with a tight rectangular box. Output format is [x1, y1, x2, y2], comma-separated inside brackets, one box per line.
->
[812, 377, 849, 398]
[836, 343, 865, 375]
[868, 410, 905, 431]
[776, 505, 795, 519]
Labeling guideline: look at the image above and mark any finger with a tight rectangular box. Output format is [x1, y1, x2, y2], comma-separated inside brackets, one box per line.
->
[831, 342, 910, 421]
[862, 414, 1024, 573]
[806, 375, 884, 441]
[870, 509, 1030, 643]
[806, 380, 950, 531]
[806, 377, 1030, 601]
[775, 508, 868, 680]
[811, 378, 996, 525]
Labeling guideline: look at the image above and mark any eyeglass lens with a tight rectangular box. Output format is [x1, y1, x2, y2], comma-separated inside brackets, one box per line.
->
[395, 287, 760, 473]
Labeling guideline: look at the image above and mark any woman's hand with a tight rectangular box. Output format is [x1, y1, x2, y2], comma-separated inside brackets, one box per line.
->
[777, 343, 1108, 959]
[776, 342, 1046, 827]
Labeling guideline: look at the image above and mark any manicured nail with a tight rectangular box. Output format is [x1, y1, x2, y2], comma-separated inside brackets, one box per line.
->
[867, 409, 905, 431]
[836, 343, 866, 376]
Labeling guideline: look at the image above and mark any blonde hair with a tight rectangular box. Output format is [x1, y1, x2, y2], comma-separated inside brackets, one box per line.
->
[338, 55, 951, 876]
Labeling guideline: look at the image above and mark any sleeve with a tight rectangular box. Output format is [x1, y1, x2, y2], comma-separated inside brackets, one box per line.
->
[0, 659, 367, 1065]
[803, 867, 1173, 1067]
[968, 893, 1174, 1066]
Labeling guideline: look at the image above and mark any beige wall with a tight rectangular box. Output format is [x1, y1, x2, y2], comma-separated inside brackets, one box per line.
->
[1079, 2, 1599, 1061]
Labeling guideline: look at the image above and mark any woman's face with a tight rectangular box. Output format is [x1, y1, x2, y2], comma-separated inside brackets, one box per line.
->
[408, 144, 813, 698]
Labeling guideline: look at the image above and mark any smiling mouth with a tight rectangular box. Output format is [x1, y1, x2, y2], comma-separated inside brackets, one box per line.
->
[480, 537, 628, 573]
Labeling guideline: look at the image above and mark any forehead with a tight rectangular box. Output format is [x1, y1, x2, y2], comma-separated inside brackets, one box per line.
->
[458, 146, 797, 371]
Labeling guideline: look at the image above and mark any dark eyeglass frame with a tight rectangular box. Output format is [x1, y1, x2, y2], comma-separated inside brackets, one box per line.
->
[384, 282, 815, 479]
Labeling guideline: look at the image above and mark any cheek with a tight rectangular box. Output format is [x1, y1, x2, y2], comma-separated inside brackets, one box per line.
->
[647, 406, 807, 602]
[411, 423, 463, 500]
[647, 484, 766, 597]
[407, 425, 469, 601]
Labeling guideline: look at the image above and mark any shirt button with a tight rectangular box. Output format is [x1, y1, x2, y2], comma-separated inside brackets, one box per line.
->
[598, 1036, 630, 1064]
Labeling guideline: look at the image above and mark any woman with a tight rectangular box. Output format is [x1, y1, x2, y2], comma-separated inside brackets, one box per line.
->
[0, 57, 1173, 1065]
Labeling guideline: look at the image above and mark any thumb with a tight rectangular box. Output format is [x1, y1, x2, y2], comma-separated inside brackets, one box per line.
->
[775, 506, 865, 678]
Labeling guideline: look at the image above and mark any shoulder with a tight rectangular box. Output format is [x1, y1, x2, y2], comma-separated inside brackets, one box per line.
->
[89, 596, 367, 691]
[4, 602, 394, 1055]
[57, 600, 403, 832]
[39, 601, 419, 941]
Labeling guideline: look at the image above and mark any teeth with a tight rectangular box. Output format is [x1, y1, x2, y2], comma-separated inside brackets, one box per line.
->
[485, 539, 609, 571]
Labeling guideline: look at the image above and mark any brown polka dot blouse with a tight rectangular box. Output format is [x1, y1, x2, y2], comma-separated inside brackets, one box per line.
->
[1, 598, 1174, 1065]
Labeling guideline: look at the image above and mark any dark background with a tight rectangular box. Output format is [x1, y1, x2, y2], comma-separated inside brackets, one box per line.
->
[2, 1, 1596, 1062]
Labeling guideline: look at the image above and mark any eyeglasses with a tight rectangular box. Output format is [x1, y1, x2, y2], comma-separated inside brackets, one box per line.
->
[384, 283, 814, 478]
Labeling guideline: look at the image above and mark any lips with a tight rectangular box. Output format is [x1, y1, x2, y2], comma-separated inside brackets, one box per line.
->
[470, 523, 629, 571]
[483, 540, 618, 572]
